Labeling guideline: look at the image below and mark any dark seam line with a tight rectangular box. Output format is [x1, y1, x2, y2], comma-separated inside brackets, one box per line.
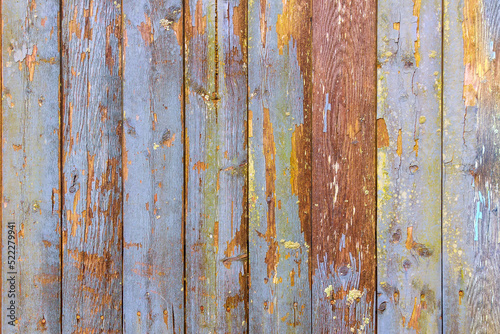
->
[182, 0, 187, 331]
[59, 0, 64, 332]
[120, 0, 125, 331]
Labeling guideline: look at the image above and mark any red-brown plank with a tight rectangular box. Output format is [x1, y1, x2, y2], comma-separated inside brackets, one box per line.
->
[311, 0, 377, 331]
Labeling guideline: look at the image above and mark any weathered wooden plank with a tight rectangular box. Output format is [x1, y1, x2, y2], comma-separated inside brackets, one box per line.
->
[377, 0, 442, 332]
[184, 0, 248, 331]
[61, 0, 123, 332]
[2, 0, 61, 332]
[122, 1, 184, 333]
[311, 0, 377, 332]
[443, 0, 500, 332]
[248, 0, 312, 331]
[123, 0, 184, 333]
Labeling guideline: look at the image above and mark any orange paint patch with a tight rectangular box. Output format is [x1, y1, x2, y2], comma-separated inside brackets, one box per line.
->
[397, 129, 403, 156]
[162, 133, 176, 147]
[407, 297, 421, 332]
[25, 45, 38, 81]
[138, 14, 153, 46]
[193, 161, 208, 173]
[377, 118, 390, 148]
[68, 7, 82, 41]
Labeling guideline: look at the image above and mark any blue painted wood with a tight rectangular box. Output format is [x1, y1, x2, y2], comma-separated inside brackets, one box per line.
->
[61, 0, 123, 332]
[184, 0, 248, 331]
[122, 0, 184, 332]
[2, 0, 61, 332]
[443, 0, 500, 332]
[377, 0, 443, 332]
[248, 0, 312, 331]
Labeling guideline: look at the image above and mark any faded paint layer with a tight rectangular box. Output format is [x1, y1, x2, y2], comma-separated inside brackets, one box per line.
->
[123, 1, 185, 333]
[443, 0, 500, 332]
[377, 0, 443, 332]
[2, 0, 61, 332]
[185, 0, 248, 332]
[249, 0, 312, 331]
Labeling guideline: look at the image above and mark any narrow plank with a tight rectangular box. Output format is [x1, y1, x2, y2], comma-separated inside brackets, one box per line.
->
[377, 0, 442, 332]
[61, 0, 123, 332]
[248, 0, 312, 331]
[184, 0, 248, 331]
[443, 0, 500, 332]
[311, 0, 377, 331]
[2, 0, 61, 332]
[122, 0, 184, 333]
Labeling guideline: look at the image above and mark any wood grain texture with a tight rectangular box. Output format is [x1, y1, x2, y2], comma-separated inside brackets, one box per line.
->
[2, 0, 61, 332]
[443, 0, 500, 332]
[248, 0, 312, 331]
[122, 1, 184, 333]
[311, 0, 377, 332]
[377, 0, 442, 332]
[184, 0, 248, 331]
[61, 0, 123, 332]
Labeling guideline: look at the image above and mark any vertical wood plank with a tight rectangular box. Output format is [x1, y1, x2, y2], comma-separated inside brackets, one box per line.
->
[184, 0, 248, 331]
[248, 0, 312, 331]
[377, 0, 443, 332]
[61, 0, 123, 332]
[311, 0, 377, 332]
[122, 1, 184, 333]
[2, 0, 61, 332]
[443, 0, 500, 332]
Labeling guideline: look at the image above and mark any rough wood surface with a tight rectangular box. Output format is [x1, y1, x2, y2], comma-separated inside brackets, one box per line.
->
[2, 0, 61, 332]
[122, 0, 184, 333]
[184, 0, 248, 331]
[377, 0, 443, 332]
[311, 0, 377, 332]
[248, 0, 312, 331]
[443, 0, 500, 332]
[61, 0, 123, 332]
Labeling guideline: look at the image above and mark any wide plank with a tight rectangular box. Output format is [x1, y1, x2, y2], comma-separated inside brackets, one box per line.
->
[122, 1, 184, 333]
[443, 0, 500, 332]
[61, 0, 123, 332]
[311, 0, 377, 332]
[377, 0, 442, 332]
[184, 0, 248, 331]
[248, 0, 312, 331]
[2, 0, 61, 332]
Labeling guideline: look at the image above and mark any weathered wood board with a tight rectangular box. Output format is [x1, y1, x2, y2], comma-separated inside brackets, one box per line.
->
[443, 0, 500, 333]
[61, 0, 123, 332]
[248, 0, 312, 331]
[377, 0, 443, 332]
[311, 0, 377, 332]
[122, 0, 185, 333]
[184, 0, 248, 332]
[2, 0, 61, 332]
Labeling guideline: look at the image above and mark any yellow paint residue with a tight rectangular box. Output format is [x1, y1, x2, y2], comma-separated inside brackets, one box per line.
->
[283, 240, 300, 249]
[324, 285, 334, 298]
[413, 139, 419, 157]
[346, 289, 363, 306]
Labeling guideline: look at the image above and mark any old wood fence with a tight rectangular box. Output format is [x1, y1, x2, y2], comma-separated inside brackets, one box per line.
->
[2, 0, 499, 332]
